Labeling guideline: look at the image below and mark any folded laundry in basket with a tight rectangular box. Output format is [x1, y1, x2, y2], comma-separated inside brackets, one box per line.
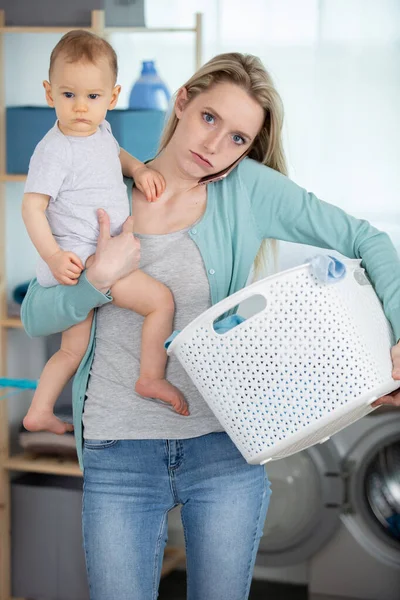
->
[164, 255, 346, 348]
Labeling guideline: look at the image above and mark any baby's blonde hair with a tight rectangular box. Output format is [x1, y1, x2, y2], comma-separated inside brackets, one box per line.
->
[49, 30, 118, 84]
[159, 52, 288, 279]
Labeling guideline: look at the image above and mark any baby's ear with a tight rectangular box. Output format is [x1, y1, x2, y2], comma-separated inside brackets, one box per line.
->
[43, 81, 54, 108]
[109, 85, 121, 110]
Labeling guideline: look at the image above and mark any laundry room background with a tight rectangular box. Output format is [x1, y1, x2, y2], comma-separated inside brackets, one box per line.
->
[2, 3, 400, 598]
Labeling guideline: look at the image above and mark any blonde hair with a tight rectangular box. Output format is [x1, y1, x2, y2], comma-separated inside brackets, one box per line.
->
[159, 52, 288, 279]
[49, 30, 118, 83]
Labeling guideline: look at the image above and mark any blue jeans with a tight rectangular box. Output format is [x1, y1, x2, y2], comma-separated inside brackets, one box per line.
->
[82, 432, 271, 600]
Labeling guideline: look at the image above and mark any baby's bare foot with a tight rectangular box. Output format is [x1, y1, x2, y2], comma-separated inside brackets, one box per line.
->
[23, 409, 74, 435]
[135, 378, 189, 416]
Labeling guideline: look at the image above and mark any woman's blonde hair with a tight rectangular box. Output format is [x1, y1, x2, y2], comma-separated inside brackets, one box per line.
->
[159, 52, 288, 279]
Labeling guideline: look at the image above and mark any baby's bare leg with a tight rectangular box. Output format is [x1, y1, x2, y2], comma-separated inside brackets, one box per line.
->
[111, 271, 189, 416]
[23, 312, 93, 434]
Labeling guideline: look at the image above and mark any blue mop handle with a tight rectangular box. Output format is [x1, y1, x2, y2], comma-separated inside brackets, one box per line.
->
[0, 378, 38, 390]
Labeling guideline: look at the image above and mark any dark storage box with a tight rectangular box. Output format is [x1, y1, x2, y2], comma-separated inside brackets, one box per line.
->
[0, 0, 145, 27]
[12, 473, 88, 600]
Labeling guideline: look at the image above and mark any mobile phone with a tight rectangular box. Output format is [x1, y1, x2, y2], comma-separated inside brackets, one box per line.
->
[198, 150, 249, 185]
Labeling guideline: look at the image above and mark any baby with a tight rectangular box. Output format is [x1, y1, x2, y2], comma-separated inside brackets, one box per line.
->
[22, 30, 188, 435]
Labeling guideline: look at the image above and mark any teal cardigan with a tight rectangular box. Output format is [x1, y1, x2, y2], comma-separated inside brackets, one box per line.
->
[21, 158, 400, 467]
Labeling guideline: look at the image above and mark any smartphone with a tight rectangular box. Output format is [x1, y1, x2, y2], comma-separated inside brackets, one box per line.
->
[198, 150, 249, 185]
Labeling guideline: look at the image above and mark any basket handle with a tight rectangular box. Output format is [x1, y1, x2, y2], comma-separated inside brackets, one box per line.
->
[166, 280, 272, 352]
[201, 258, 359, 336]
[202, 280, 270, 333]
[206, 257, 361, 326]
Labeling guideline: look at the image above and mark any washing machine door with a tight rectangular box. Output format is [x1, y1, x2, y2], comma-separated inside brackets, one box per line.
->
[342, 418, 400, 568]
[257, 439, 344, 567]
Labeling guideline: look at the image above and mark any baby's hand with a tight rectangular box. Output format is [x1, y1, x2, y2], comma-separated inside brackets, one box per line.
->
[46, 250, 84, 285]
[134, 166, 165, 202]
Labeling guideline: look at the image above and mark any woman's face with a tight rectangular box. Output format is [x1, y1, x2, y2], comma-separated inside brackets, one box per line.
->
[173, 81, 265, 180]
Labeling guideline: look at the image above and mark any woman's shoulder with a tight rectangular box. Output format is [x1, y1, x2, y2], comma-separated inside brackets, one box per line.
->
[223, 157, 303, 212]
[230, 157, 286, 189]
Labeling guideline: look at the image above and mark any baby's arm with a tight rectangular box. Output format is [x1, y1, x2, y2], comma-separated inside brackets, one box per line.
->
[119, 148, 165, 202]
[119, 147, 146, 179]
[22, 193, 83, 285]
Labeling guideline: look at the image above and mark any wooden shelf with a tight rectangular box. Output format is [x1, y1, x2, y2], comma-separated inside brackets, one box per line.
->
[104, 26, 195, 34]
[4, 452, 82, 477]
[0, 174, 26, 182]
[0, 25, 195, 34]
[0, 26, 93, 34]
[0, 317, 23, 328]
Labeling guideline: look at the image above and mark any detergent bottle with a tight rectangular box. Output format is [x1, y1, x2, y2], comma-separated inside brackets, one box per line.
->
[128, 60, 170, 110]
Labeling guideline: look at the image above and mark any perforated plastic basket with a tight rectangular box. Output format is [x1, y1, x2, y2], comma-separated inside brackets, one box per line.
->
[167, 260, 399, 464]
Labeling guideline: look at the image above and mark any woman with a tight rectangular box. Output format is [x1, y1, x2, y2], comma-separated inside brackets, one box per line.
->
[22, 52, 400, 600]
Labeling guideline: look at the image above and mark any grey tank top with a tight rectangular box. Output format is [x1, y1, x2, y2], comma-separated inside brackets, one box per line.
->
[83, 223, 224, 439]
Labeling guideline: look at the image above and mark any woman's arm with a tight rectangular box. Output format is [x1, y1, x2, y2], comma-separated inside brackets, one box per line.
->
[240, 158, 400, 342]
[21, 209, 140, 337]
[21, 274, 109, 337]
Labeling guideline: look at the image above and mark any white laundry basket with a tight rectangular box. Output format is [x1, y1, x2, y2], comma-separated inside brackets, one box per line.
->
[167, 259, 399, 464]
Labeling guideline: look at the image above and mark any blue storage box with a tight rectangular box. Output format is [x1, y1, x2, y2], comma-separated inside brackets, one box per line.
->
[107, 109, 166, 162]
[6, 107, 166, 174]
[7, 107, 55, 174]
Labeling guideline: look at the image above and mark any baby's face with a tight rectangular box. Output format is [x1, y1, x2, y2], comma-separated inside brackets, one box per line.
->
[43, 56, 120, 136]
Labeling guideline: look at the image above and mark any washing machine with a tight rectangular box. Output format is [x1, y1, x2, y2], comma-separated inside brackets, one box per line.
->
[307, 409, 400, 600]
[254, 408, 400, 598]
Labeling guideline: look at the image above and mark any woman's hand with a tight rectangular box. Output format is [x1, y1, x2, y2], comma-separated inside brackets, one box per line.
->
[371, 341, 400, 408]
[86, 209, 141, 293]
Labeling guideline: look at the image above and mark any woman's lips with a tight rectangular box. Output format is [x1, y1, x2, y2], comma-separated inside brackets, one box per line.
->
[190, 150, 213, 168]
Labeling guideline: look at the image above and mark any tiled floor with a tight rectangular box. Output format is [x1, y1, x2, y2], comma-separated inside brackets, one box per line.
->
[158, 571, 308, 599]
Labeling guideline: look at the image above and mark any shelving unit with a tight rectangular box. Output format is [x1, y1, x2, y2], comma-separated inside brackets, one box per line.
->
[0, 176, 26, 183]
[0, 9, 201, 599]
